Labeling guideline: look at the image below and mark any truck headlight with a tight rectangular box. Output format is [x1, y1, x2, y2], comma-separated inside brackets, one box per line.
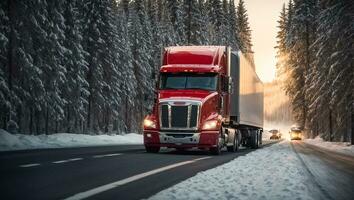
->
[202, 120, 218, 130]
[144, 119, 156, 129]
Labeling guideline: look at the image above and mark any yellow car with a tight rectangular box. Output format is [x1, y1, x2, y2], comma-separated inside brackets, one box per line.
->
[290, 129, 302, 140]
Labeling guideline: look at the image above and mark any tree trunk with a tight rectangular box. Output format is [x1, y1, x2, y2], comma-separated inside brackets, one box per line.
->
[351, 108, 354, 145]
[29, 107, 33, 134]
[329, 108, 333, 142]
[35, 110, 40, 135]
[125, 95, 130, 132]
[74, 115, 78, 133]
[7, 0, 14, 92]
[45, 106, 49, 135]
[87, 95, 92, 130]
[55, 120, 58, 133]
[105, 106, 109, 133]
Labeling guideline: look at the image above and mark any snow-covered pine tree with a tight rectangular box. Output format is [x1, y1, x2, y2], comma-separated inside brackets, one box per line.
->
[62, 0, 89, 133]
[12, 0, 48, 134]
[129, 0, 155, 132]
[206, 0, 224, 44]
[159, 0, 178, 46]
[275, 4, 290, 87]
[146, 0, 163, 77]
[182, 0, 204, 45]
[220, 0, 230, 45]
[236, 0, 252, 53]
[285, 0, 318, 132]
[197, 0, 211, 45]
[41, 0, 68, 134]
[97, 0, 123, 133]
[0, 1, 10, 129]
[166, 0, 186, 44]
[82, 1, 107, 132]
[115, 1, 138, 133]
[311, 0, 353, 141]
[228, 0, 239, 50]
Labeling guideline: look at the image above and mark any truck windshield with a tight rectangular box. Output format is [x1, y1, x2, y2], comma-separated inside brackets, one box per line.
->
[159, 73, 217, 91]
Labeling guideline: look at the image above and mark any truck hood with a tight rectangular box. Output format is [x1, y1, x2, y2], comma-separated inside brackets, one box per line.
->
[158, 90, 218, 103]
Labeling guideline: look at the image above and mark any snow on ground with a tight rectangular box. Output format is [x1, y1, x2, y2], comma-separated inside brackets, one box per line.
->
[0, 129, 143, 151]
[304, 136, 354, 157]
[150, 141, 320, 200]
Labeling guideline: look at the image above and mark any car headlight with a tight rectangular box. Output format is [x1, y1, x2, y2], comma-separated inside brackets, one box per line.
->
[202, 120, 218, 130]
[144, 119, 156, 129]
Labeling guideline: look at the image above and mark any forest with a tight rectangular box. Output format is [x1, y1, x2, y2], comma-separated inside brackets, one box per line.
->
[275, 0, 353, 142]
[0, 0, 253, 134]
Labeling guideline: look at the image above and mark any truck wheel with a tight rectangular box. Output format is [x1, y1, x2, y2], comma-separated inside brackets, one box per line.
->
[251, 131, 258, 149]
[258, 131, 262, 147]
[210, 132, 222, 155]
[227, 134, 238, 152]
[145, 146, 160, 153]
[210, 146, 221, 155]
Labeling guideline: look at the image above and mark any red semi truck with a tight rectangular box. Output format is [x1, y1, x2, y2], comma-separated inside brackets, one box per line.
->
[143, 46, 263, 154]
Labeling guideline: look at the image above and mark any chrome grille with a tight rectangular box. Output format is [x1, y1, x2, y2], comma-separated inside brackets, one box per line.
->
[159, 101, 200, 130]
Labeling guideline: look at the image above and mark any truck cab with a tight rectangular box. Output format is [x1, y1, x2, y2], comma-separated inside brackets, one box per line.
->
[143, 46, 263, 154]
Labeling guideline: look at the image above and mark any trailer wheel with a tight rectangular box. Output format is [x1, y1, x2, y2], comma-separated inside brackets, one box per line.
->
[258, 130, 262, 147]
[145, 146, 160, 153]
[251, 130, 258, 149]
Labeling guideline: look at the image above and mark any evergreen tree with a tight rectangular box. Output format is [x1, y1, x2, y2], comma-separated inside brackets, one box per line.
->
[115, 2, 137, 133]
[182, 0, 203, 44]
[42, 0, 68, 133]
[228, 0, 239, 50]
[62, 0, 89, 133]
[129, 0, 155, 132]
[82, 1, 108, 132]
[166, 0, 186, 44]
[285, 0, 318, 130]
[0, 1, 10, 129]
[237, 0, 252, 53]
[206, 0, 224, 44]
[197, 0, 211, 45]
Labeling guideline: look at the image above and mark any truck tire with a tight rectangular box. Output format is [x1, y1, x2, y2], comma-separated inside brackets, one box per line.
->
[210, 132, 222, 155]
[250, 130, 258, 149]
[258, 130, 262, 147]
[227, 133, 238, 152]
[145, 146, 160, 153]
[210, 146, 221, 155]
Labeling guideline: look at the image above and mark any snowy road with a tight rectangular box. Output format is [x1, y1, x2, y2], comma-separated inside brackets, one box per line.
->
[0, 141, 276, 200]
[0, 140, 353, 200]
[291, 141, 354, 200]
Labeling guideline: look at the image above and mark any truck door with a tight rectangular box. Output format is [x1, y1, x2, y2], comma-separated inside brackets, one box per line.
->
[220, 75, 230, 122]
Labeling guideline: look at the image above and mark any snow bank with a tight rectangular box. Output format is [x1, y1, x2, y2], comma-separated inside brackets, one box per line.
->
[0, 129, 142, 151]
[150, 141, 319, 200]
[304, 136, 354, 157]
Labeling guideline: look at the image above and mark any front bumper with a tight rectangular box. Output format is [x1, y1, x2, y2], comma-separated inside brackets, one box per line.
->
[144, 130, 219, 149]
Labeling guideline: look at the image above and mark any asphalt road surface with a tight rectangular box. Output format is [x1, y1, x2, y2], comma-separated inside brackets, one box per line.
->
[1, 140, 353, 200]
[0, 141, 277, 200]
[291, 141, 354, 200]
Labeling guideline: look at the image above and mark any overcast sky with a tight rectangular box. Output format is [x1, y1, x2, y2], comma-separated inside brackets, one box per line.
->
[239, 0, 288, 82]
